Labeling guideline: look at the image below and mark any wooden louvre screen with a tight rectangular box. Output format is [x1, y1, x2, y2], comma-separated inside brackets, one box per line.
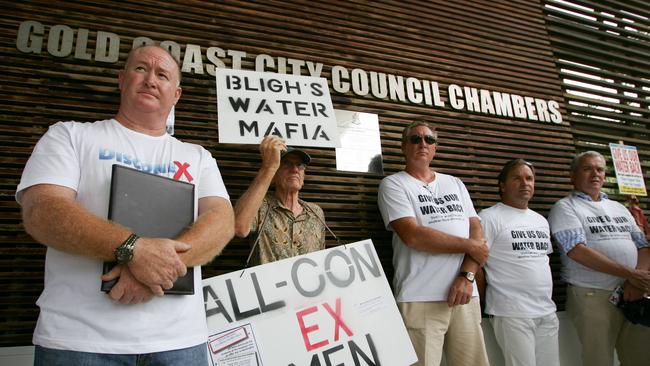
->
[0, 0, 572, 347]
[543, 0, 650, 203]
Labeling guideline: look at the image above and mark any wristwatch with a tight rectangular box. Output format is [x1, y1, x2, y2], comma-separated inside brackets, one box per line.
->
[114, 233, 139, 264]
[459, 271, 475, 283]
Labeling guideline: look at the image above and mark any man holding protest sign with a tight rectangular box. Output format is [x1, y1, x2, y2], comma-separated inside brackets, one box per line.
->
[378, 121, 490, 366]
[234, 135, 326, 265]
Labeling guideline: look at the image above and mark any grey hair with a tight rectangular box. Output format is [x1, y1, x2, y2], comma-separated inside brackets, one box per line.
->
[401, 120, 437, 142]
[570, 151, 606, 174]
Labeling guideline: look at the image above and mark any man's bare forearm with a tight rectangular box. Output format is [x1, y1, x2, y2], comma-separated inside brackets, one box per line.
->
[569, 244, 635, 278]
[21, 184, 130, 260]
[393, 219, 476, 253]
[234, 167, 275, 237]
[461, 217, 485, 271]
[178, 197, 234, 266]
[637, 247, 650, 271]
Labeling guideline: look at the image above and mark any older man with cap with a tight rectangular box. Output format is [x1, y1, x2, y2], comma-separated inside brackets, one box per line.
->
[235, 135, 326, 265]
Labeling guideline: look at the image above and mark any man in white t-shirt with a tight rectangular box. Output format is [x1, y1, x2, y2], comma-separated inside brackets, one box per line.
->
[548, 151, 650, 366]
[377, 121, 490, 366]
[16, 45, 235, 365]
[478, 159, 559, 366]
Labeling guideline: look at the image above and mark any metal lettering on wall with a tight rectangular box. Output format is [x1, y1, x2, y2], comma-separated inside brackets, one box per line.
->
[15, 20, 563, 124]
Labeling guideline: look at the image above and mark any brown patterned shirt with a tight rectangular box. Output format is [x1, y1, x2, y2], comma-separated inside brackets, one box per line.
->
[249, 193, 326, 265]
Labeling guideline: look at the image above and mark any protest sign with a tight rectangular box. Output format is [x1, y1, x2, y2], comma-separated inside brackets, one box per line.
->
[609, 143, 647, 196]
[216, 68, 340, 147]
[202, 239, 417, 366]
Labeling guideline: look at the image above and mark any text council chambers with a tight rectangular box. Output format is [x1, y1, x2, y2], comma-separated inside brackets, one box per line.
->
[16, 20, 562, 123]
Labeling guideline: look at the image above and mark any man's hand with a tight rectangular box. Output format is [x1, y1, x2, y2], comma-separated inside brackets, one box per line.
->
[102, 265, 154, 304]
[259, 135, 286, 172]
[623, 281, 646, 302]
[127, 238, 190, 296]
[447, 276, 473, 307]
[466, 238, 489, 266]
[626, 269, 650, 295]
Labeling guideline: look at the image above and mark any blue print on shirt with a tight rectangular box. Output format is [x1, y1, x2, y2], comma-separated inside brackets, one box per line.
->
[98, 148, 177, 174]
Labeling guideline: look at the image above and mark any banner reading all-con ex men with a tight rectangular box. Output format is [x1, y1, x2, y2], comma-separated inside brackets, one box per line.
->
[216, 68, 340, 148]
[202, 239, 417, 366]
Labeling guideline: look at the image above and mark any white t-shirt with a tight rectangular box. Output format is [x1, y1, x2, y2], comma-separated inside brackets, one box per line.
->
[479, 203, 556, 317]
[378, 171, 479, 302]
[548, 194, 640, 290]
[16, 119, 230, 354]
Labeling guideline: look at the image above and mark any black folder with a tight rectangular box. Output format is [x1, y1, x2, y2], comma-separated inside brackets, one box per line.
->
[101, 164, 195, 295]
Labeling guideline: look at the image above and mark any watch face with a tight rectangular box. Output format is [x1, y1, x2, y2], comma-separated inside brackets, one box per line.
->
[115, 246, 133, 264]
[461, 271, 475, 282]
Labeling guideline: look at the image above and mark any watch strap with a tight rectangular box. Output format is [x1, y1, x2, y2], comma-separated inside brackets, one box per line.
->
[115, 233, 139, 264]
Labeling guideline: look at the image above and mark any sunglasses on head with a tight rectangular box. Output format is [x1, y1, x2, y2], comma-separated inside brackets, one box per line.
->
[408, 134, 437, 145]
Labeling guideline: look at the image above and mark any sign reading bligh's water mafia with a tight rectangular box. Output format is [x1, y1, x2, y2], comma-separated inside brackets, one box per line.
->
[202, 239, 417, 366]
[216, 68, 340, 148]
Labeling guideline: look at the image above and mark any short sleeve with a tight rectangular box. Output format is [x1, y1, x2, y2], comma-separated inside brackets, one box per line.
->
[478, 209, 498, 249]
[248, 195, 270, 234]
[196, 147, 230, 202]
[456, 177, 478, 219]
[548, 199, 586, 253]
[377, 175, 416, 231]
[631, 232, 649, 249]
[16, 122, 81, 204]
[308, 202, 327, 249]
[623, 210, 648, 249]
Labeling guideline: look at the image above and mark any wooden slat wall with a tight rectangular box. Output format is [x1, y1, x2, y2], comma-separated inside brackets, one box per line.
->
[0, 0, 572, 346]
[543, 0, 650, 237]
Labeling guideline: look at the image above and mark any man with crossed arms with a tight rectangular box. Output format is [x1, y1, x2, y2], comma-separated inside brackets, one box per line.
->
[17, 45, 234, 365]
[378, 120, 489, 366]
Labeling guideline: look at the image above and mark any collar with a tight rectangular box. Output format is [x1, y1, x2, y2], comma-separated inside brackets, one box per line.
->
[572, 190, 608, 202]
[267, 193, 306, 211]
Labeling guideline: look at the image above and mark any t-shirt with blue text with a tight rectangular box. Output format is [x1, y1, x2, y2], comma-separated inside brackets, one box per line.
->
[16, 119, 230, 354]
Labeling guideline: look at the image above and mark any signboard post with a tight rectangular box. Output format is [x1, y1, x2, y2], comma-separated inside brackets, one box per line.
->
[216, 69, 340, 148]
[609, 143, 647, 196]
[202, 239, 417, 366]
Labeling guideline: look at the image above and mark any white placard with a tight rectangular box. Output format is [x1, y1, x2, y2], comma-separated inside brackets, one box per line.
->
[216, 69, 340, 147]
[609, 143, 647, 196]
[334, 110, 383, 174]
[202, 239, 417, 366]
